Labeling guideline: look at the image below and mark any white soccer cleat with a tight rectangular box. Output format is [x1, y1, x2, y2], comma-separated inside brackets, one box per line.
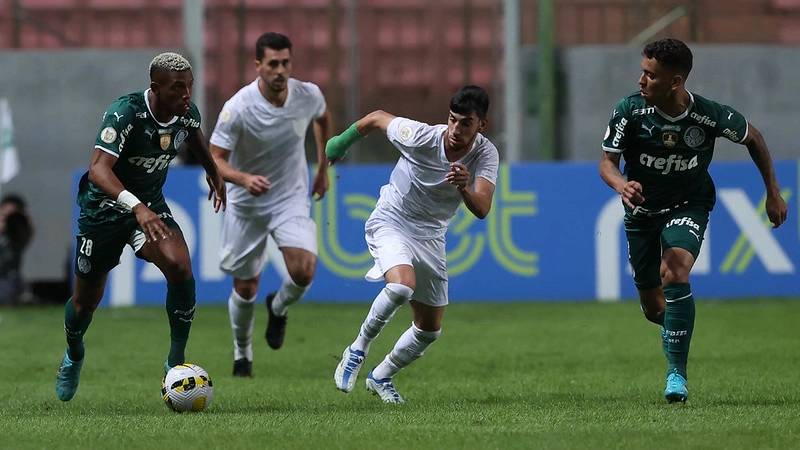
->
[334, 346, 366, 393]
[365, 368, 404, 404]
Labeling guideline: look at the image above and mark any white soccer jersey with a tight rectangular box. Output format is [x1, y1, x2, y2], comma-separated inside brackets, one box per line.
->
[372, 117, 500, 238]
[209, 77, 326, 214]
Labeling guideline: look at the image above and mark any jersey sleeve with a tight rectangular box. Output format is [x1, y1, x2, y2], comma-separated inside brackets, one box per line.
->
[386, 117, 438, 155]
[711, 102, 748, 144]
[208, 100, 242, 152]
[94, 99, 136, 157]
[601, 97, 634, 153]
[309, 83, 327, 119]
[474, 138, 499, 186]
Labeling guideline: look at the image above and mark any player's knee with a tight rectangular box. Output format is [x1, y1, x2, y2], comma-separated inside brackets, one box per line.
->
[642, 310, 664, 325]
[161, 257, 193, 282]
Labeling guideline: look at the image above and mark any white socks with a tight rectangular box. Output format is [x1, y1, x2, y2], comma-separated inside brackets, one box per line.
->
[372, 322, 441, 380]
[228, 289, 256, 361]
[271, 280, 309, 317]
[351, 283, 413, 354]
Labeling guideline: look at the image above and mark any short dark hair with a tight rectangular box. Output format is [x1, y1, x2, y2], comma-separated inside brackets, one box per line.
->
[256, 32, 292, 61]
[0, 193, 26, 209]
[450, 85, 490, 120]
[643, 38, 693, 79]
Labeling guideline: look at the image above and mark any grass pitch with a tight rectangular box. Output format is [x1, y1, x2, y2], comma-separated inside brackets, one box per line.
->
[0, 298, 798, 449]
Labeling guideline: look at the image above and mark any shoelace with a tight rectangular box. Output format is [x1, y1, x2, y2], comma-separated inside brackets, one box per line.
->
[378, 380, 401, 399]
[345, 352, 364, 372]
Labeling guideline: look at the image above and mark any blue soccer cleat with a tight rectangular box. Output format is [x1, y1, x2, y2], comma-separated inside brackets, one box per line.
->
[56, 349, 84, 402]
[365, 368, 404, 404]
[334, 346, 366, 393]
[664, 369, 689, 403]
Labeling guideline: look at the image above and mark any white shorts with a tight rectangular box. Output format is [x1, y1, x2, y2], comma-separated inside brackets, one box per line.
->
[364, 216, 449, 307]
[219, 209, 317, 280]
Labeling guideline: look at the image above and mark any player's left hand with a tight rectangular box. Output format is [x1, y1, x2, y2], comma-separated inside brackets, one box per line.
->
[206, 173, 227, 212]
[446, 162, 469, 191]
[765, 192, 788, 228]
[311, 171, 329, 201]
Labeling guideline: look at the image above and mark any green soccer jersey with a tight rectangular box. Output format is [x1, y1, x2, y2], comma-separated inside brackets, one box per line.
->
[602, 91, 748, 213]
[78, 90, 201, 218]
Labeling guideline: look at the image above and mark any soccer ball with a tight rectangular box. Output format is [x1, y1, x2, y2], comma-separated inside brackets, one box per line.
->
[161, 363, 214, 413]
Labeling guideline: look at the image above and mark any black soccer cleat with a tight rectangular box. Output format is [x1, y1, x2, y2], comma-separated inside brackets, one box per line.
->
[232, 358, 252, 377]
[265, 291, 287, 350]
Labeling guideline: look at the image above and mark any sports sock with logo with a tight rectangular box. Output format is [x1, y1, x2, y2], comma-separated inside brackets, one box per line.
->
[165, 276, 196, 368]
[663, 282, 695, 379]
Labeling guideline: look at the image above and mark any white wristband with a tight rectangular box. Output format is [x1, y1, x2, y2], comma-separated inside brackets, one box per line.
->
[117, 189, 142, 210]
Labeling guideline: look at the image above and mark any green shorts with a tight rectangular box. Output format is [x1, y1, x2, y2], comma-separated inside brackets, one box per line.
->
[624, 205, 709, 290]
[73, 200, 180, 279]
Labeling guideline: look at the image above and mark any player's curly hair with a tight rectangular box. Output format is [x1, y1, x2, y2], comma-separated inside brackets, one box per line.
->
[149, 52, 192, 80]
[643, 38, 693, 79]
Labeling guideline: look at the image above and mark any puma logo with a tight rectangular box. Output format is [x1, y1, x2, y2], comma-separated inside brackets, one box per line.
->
[642, 123, 655, 136]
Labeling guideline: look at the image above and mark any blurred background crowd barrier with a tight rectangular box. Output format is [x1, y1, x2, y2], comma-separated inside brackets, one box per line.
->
[1, 0, 798, 302]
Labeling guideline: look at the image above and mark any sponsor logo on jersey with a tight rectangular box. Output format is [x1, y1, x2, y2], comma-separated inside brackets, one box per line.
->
[136, 112, 148, 119]
[400, 126, 413, 141]
[180, 117, 200, 128]
[690, 112, 716, 127]
[662, 131, 679, 148]
[641, 123, 655, 136]
[118, 123, 134, 153]
[665, 216, 701, 232]
[159, 130, 172, 150]
[174, 129, 189, 149]
[128, 154, 174, 173]
[99, 197, 133, 213]
[722, 128, 740, 142]
[100, 127, 118, 144]
[639, 153, 698, 174]
[611, 118, 628, 147]
[632, 107, 655, 116]
[112, 112, 124, 122]
[684, 126, 706, 148]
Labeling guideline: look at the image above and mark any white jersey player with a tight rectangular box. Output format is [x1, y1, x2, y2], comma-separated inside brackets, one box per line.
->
[328, 85, 499, 403]
[209, 32, 332, 378]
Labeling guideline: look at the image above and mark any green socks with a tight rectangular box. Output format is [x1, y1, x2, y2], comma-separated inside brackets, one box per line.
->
[165, 277, 196, 367]
[64, 298, 93, 362]
[662, 283, 695, 379]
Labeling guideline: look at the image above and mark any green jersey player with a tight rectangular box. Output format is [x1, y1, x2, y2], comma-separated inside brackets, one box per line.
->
[55, 52, 227, 402]
[599, 38, 787, 403]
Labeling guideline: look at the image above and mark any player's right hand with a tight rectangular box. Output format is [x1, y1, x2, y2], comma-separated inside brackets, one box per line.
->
[133, 204, 170, 243]
[245, 174, 271, 197]
[621, 180, 645, 209]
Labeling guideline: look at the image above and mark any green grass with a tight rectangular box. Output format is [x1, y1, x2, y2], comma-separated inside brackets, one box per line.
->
[1, 298, 799, 449]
